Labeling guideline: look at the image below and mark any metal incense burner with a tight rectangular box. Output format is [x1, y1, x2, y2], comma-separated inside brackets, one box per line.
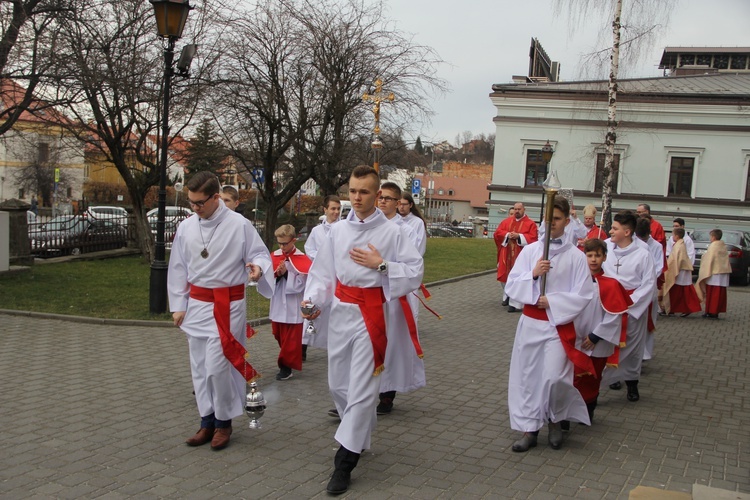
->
[301, 300, 318, 335]
[245, 382, 266, 429]
[540, 170, 562, 295]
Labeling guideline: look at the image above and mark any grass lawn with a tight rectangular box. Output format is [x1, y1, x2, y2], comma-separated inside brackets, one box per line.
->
[0, 238, 496, 321]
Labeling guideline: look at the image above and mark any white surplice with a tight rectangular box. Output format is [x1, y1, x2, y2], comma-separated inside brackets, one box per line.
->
[379, 215, 427, 394]
[168, 201, 273, 421]
[399, 212, 427, 256]
[302, 220, 337, 348]
[636, 236, 664, 360]
[303, 208, 424, 453]
[268, 248, 307, 324]
[505, 239, 594, 432]
[600, 239, 655, 385]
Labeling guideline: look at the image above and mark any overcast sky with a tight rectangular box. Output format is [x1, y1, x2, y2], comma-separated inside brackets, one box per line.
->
[382, 0, 750, 145]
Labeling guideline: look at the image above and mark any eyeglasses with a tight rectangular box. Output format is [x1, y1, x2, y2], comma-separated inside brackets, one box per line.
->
[378, 196, 398, 203]
[398, 202, 411, 207]
[276, 240, 295, 247]
[188, 195, 213, 208]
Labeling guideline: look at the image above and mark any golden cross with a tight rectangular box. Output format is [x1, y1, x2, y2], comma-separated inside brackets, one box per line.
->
[362, 78, 394, 137]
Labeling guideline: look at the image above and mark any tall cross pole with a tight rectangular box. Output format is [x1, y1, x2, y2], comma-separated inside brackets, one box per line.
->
[362, 78, 394, 174]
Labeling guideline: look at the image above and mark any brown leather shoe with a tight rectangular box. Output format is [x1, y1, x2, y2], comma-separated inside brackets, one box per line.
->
[210, 427, 232, 450]
[186, 427, 214, 446]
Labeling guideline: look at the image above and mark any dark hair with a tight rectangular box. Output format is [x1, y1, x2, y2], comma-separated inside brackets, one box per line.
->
[637, 203, 651, 213]
[380, 181, 402, 197]
[323, 195, 341, 209]
[635, 217, 652, 239]
[401, 193, 426, 226]
[613, 210, 637, 233]
[583, 238, 607, 255]
[673, 227, 685, 239]
[673, 217, 685, 227]
[710, 229, 723, 240]
[222, 185, 239, 201]
[552, 197, 570, 218]
[188, 171, 221, 196]
[351, 165, 379, 185]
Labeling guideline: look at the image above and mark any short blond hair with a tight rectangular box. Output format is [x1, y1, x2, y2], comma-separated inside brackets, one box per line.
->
[274, 224, 296, 239]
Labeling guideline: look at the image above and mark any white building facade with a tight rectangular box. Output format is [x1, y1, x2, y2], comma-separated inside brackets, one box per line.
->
[487, 73, 750, 232]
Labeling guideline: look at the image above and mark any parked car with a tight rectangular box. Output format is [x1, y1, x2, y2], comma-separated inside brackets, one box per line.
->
[444, 224, 472, 237]
[427, 226, 462, 238]
[30, 216, 126, 256]
[147, 206, 193, 238]
[86, 206, 129, 227]
[692, 229, 750, 286]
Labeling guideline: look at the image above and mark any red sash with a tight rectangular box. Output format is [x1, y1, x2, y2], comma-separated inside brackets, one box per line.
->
[189, 284, 258, 381]
[606, 288, 635, 368]
[335, 281, 387, 376]
[415, 283, 442, 319]
[398, 296, 424, 359]
[522, 305, 595, 377]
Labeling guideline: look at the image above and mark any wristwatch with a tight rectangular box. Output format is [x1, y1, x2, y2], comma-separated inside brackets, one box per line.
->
[377, 261, 388, 274]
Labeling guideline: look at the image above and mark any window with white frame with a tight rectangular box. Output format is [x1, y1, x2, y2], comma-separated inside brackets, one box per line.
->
[664, 147, 703, 198]
[595, 153, 620, 192]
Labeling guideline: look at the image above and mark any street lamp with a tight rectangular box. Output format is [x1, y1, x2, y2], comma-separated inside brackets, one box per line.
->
[538, 140, 555, 224]
[149, 0, 193, 314]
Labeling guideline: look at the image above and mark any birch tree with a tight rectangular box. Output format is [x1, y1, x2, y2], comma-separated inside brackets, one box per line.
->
[556, 0, 674, 230]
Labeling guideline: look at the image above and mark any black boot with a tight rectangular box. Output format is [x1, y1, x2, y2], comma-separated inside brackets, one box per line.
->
[586, 399, 598, 424]
[625, 380, 639, 402]
[377, 391, 396, 415]
[327, 446, 360, 495]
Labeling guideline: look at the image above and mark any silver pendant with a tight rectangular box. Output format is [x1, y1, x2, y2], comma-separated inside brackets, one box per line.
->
[201, 248, 209, 259]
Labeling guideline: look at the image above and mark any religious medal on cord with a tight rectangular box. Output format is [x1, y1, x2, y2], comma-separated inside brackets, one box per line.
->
[199, 220, 222, 259]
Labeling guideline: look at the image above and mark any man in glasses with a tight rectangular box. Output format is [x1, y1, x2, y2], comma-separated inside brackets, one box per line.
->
[302, 167, 423, 495]
[375, 182, 426, 416]
[168, 171, 273, 451]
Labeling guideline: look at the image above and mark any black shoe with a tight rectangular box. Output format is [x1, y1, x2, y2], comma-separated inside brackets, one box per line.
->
[275, 367, 293, 381]
[376, 398, 393, 415]
[680, 312, 691, 318]
[328, 408, 340, 419]
[511, 433, 538, 452]
[548, 422, 563, 449]
[326, 469, 351, 495]
[507, 306, 518, 313]
[502, 297, 510, 306]
[626, 381, 639, 402]
[560, 420, 570, 431]
[609, 381, 622, 390]
[586, 400, 597, 424]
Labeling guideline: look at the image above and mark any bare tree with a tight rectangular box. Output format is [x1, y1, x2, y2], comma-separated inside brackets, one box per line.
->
[0, 0, 72, 136]
[11, 136, 74, 206]
[210, 0, 446, 243]
[555, 0, 674, 230]
[41, 0, 218, 260]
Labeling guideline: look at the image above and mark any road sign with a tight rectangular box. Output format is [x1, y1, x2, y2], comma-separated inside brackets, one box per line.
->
[412, 178, 421, 194]
[413, 194, 420, 204]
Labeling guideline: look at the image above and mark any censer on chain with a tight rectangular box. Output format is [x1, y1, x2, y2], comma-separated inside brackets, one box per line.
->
[300, 298, 319, 335]
[245, 381, 266, 429]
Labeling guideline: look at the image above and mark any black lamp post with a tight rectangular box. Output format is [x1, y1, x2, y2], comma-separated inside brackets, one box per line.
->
[149, 0, 192, 314]
[538, 140, 555, 224]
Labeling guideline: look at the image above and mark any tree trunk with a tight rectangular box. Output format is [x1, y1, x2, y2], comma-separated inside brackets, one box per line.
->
[600, 0, 622, 233]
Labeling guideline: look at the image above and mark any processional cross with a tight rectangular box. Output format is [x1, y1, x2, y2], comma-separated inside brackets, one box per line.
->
[362, 78, 394, 174]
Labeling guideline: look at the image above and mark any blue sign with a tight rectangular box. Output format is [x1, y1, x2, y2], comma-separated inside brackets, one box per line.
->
[252, 168, 265, 188]
[412, 178, 421, 194]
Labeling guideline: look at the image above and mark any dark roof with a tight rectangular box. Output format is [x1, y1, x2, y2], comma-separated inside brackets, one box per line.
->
[491, 72, 750, 99]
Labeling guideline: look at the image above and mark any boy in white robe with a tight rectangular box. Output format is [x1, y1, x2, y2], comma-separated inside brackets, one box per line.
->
[268, 225, 310, 381]
[663, 227, 701, 317]
[397, 193, 428, 256]
[600, 211, 656, 403]
[168, 171, 273, 451]
[634, 218, 664, 360]
[302, 166, 423, 495]
[377, 183, 426, 415]
[506, 197, 594, 452]
[573, 239, 632, 424]
[695, 229, 732, 319]
[302, 195, 341, 353]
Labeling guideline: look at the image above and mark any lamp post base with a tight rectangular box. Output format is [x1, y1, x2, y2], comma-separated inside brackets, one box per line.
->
[149, 259, 169, 314]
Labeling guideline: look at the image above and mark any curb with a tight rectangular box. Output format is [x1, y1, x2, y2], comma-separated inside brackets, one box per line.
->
[0, 269, 497, 327]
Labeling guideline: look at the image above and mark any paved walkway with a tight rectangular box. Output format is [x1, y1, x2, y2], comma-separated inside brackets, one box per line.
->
[1, 274, 748, 498]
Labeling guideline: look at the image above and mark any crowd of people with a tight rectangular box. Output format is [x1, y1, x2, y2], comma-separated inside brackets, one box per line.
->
[167, 168, 429, 495]
[164, 172, 733, 493]
[493, 200, 733, 452]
